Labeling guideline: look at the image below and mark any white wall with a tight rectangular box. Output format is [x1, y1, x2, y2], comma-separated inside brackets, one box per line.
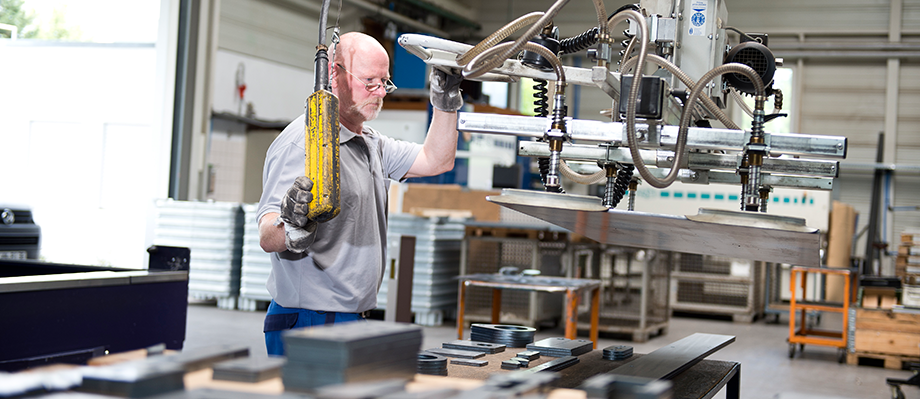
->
[0, 43, 170, 268]
[212, 49, 312, 121]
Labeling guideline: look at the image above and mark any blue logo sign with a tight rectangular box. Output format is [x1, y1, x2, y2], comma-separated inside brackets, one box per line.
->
[691, 12, 705, 27]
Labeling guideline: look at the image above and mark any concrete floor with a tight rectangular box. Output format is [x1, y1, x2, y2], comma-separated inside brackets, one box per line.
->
[184, 302, 917, 399]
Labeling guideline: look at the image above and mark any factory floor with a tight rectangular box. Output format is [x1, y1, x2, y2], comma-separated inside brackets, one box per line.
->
[185, 301, 917, 399]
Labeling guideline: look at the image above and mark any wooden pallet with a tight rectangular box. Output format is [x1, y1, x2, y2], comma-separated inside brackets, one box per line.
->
[847, 351, 920, 369]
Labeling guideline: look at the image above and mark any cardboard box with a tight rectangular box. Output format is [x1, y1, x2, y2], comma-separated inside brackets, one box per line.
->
[390, 183, 501, 222]
[826, 201, 857, 302]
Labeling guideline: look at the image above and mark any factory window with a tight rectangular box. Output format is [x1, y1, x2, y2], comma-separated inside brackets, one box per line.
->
[481, 81, 509, 109]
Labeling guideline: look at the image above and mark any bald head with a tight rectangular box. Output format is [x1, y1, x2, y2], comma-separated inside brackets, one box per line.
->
[334, 32, 388, 69]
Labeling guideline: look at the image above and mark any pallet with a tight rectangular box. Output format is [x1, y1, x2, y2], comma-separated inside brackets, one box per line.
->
[671, 309, 763, 324]
[847, 351, 920, 369]
[238, 297, 271, 312]
[190, 294, 238, 310]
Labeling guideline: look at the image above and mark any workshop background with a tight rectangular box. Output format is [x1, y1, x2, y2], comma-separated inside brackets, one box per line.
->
[1, 0, 920, 398]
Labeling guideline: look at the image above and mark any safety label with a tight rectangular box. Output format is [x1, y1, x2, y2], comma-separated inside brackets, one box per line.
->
[688, 0, 707, 36]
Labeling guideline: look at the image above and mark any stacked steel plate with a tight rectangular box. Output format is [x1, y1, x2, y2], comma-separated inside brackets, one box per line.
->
[416, 352, 448, 376]
[212, 357, 286, 383]
[281, 321, 422, 391]
[526, 337, 593, 357]
[602, 345, 634, 361]
[442, 340, 505, 354]
[470, 324, 536, 348]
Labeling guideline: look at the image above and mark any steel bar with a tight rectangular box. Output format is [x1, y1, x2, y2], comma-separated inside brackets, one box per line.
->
[458, 113, 847, 158]
[610, 333, 735, 380]
[518, 141, 839, 177]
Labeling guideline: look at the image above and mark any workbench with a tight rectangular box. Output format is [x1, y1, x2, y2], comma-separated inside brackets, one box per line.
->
[439, 349, 740, 399]
[456, 274, 601, 347]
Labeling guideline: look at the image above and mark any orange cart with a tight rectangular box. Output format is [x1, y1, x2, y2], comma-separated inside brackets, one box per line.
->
[788, 266, 853, 363]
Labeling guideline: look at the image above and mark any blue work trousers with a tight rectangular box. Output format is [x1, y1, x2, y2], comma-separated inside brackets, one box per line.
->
[263, 300, 365, 356]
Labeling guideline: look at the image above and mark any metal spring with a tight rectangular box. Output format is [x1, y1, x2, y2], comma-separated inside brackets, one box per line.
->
[533, 79, 549, 117]
[538, 157, 564, 193]
[605, 164, 634, 208]
[559, 27, 599, 55]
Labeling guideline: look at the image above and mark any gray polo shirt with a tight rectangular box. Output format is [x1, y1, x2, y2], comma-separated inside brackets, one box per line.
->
[257, 114, 421, 313]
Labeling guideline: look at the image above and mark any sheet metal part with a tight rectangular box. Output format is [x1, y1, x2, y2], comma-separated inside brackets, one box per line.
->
[610, 333, 735, 380]
[516, 351, 541, 361]
[313, 378, 408, 399]
[501, 358, 524, 370]
[211, 356, 286, 383]
[518, 356, 580, 374]
[441, 340, 506, 354]
[78, 361, 186, 398]
[423, 348, 485, 359]
[449, 358, 488, 367]
[451, 372, 558, 399]
[526, 337, 594, 357]
[470, 324, 536, 348]
[487, 189, 822, 267]
[148, 345, 250, 372]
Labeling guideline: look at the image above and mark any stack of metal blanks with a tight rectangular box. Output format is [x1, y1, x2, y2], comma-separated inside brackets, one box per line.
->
[154, 199, 243, 310]
[239, 204, 273, 311]
[416, 352, 448, 376]
[602, 345, 634, 361]
[281, 320, 422, 391]
[212, 356, 286, 383]
[470, 324, 536, 348]
[442, 340, 505, 354]
[377, 214, 465, 326]
[423, 348, 483, 359]
[79, 361, 186, 397]
[526, 337, 593, 357]
[501, 358, 524, 370]
[516, 350, 540, 361]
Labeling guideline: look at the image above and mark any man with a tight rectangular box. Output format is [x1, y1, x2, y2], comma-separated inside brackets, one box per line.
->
[256, 32, 463, 356]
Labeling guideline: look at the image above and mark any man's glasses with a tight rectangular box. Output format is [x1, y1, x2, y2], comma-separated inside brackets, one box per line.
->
[336, 63, 397, 94]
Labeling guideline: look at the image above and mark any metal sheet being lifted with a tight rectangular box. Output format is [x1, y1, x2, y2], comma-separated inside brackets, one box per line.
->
[487, 189, 821, 267]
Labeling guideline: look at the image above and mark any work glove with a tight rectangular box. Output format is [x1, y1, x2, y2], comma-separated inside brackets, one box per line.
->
[429, 68, 464, 112]
[280, 176, 317, 253]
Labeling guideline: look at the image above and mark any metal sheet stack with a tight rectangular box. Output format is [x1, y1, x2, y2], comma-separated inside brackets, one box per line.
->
[526, 337, 593, 357]
[602, 345, 633, 360]
[470, 324, 536, 348]
[154, 199, 243, 309]
[442, 340, 505, 354]
[239, 203, 273, 311]
[281, 320, 422, 392]
[377, 214, 465, 326]
[416, 352, 448, 376]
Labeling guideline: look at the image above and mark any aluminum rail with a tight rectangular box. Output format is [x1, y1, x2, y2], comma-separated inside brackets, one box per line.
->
[458, 112, 848, 158]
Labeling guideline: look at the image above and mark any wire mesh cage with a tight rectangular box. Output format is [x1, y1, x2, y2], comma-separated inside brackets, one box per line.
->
[573, 244, 671, 342]
[460, 229, 568, 328]
[670, 253, 765, 323]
